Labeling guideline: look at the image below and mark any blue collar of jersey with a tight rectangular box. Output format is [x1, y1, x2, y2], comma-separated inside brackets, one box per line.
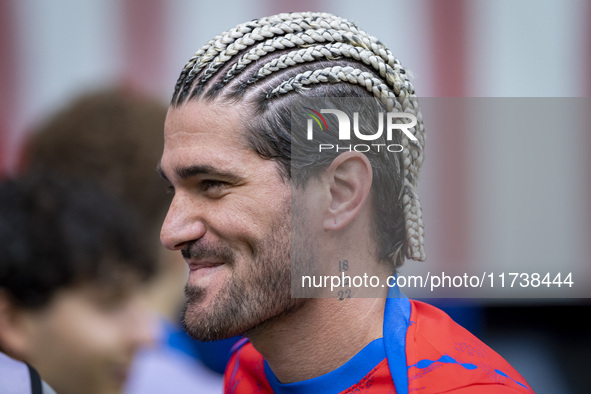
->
[264, 284, 411, 394]
[383, 285, 411, 394]
[264, 338, 385, 394]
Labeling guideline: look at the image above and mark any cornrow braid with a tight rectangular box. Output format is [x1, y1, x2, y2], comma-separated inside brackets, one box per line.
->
[175, 12, 361, 102]
[218, 30, 350, 89]
[195, 19, 385, 96]
[240, 42, 402, 88]
[174, 33, 222, 101]
[214, 29, 404, 97]
[171, 12, 426, 265]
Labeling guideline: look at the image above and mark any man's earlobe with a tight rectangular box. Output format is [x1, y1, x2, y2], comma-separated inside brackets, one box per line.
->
[324, 152, 373, 231]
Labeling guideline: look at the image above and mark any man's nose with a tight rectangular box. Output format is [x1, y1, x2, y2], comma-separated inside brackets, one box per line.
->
[160, 194, 206, 251]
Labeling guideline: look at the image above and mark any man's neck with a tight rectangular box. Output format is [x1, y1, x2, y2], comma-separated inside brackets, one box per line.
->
[246, 297, 386, 384]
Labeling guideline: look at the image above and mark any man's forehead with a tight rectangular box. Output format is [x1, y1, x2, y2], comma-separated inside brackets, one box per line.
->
[163, 99, 252, 149]
[160, 115, 260, 182]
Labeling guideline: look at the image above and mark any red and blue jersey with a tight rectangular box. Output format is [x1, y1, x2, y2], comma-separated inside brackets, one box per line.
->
[224, 297, 534, 393]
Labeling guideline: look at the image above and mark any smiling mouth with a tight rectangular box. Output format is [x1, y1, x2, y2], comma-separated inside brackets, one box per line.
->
[186, 260, 226, 283]
[187, 260, 225, 271]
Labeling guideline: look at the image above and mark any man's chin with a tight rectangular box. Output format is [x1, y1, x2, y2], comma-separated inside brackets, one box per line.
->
[181, 294, 246, 341]
[182, 311, 246, 342]
[181, 296, 278, 342]
[180, 269, 301, 341]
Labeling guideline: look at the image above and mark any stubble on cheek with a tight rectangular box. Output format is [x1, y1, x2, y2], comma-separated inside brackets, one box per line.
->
[181, 200, 301, 341]
[184, 284, 206, 308]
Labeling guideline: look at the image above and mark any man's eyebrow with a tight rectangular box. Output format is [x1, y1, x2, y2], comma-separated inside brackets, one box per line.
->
[156, 162, 241, 182]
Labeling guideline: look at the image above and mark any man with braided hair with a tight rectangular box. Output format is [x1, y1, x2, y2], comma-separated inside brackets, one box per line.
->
[159, 12, 533, 393]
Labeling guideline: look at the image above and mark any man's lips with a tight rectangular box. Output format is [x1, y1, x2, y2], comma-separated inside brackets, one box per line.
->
[186, 259, 225, 272]
[187, 260, 225, 284]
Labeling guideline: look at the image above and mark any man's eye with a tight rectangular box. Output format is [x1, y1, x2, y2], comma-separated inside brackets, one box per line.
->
[165, 185, 175, 194]
[201, 180, 227, 193]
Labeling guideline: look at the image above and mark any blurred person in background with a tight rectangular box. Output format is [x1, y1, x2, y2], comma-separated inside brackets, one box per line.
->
[0, 173, 157, 394]
[26, 88, 225, 393]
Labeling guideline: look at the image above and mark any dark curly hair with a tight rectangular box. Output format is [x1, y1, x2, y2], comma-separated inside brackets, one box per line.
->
[0, 173, 157, 309]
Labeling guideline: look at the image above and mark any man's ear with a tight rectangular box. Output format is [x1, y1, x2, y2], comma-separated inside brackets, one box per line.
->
[323, 152, 373, 231]
[0, 291, 31, 360]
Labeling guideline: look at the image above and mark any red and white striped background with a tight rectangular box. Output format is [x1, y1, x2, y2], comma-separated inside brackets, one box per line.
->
[1, 0, 589, 297]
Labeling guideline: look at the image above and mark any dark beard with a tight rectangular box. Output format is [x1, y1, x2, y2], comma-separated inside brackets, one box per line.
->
[181, 202, 304, 341]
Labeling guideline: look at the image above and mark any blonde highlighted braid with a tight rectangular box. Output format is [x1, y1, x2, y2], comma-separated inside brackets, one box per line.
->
[172, 12, 426, 266]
